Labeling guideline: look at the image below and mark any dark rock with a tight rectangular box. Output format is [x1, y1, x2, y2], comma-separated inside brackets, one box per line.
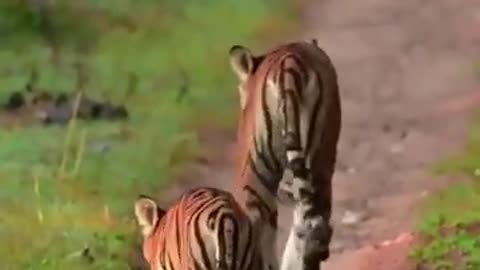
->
[3, 88, 129, 125]
[90, 103, 104, 119]
[4, 91, 25, 110]
[54, 92, 69, 106]
[77, 96, 98, 119]
[91, 103, 129, 120]
[31, 91, 53, 105]
[110, 105, 129, 119]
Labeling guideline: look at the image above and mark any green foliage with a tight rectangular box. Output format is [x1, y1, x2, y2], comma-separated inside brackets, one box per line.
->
[412, 227, 480, 269]
[413, 182, 480, 268]
[414, 113, 480, 269]
[0, 0, 298, 268]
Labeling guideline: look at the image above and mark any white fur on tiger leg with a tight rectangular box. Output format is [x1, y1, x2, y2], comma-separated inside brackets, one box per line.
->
[277, 175, 314, 203]
[291, 177, 314, 201]
[285, 150, 314, 201]
[280, 225, 305, 270]
[277, 179, 295, 203]
[279, 177, 314, 202]
[280, 203, 328, 270]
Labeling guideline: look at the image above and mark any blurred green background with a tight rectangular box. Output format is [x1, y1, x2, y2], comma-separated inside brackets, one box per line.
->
[0, 1, 299, 269]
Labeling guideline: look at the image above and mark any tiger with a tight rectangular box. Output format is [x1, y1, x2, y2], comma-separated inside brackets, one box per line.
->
[228, 39, 341, 270]
[134, 187, 264, 270]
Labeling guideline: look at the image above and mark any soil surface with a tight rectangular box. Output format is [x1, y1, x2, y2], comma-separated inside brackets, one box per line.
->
[160, 0, 480, 269]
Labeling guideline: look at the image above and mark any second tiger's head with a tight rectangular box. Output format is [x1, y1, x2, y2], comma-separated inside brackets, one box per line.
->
[134, 195, 166, 267]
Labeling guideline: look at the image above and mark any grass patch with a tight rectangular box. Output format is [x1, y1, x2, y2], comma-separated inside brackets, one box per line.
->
[432, 114, 480, 177]
[413, 113, 480, 269]
[0, 1, 300, 268]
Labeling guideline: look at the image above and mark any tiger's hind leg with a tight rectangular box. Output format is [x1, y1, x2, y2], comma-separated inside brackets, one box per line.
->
[216, 260, 228, 270]
[276, 175, 315, 205]
[215, 214, 236, 270]
[280, 165, 334, 270]
[280, 203, 331, 270]
[276, 177, 295, 204]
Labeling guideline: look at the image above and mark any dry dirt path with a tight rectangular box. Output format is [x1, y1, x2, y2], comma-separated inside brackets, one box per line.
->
[160, 0, 480, 269]
[298, 0, 480, 268]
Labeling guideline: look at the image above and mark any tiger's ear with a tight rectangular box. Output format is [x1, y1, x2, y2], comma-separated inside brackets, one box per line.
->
[229, 45, 255, 82]
[134, 195, 160, 238]
[157, 206, 166, 217]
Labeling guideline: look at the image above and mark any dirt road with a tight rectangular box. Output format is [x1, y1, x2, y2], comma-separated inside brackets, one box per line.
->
[165, 0, 480, 269]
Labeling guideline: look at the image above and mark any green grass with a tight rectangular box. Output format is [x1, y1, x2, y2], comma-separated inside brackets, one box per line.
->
[413, 113, 480, 269]
[432, 114, 480, 177]
[0, 1, 299, 269]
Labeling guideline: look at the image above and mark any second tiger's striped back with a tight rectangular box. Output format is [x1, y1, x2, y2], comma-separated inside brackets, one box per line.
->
[134, 187, 263, 270]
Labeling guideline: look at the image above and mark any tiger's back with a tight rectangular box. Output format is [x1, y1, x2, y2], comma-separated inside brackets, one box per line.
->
[229, 40, 341, 269]
[231, 40, 341, 197]
[134, 187, 262, 270]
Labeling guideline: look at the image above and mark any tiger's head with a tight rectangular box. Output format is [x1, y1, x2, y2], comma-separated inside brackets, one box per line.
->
[134, 195, 166, 268]
[228, 39, 318, 111]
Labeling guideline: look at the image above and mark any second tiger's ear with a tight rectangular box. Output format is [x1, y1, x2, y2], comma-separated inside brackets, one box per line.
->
[134, 195, 160, 238]
[229, 45, 255, 82]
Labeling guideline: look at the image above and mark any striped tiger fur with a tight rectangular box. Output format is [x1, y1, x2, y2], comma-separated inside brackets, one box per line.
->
[228, 39, 341, 270]
[134, 187, 263, 270]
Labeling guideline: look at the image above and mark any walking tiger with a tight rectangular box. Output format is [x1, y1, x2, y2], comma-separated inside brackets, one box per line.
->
[134, 187, 264, 270]
[228, 39, 341, 270]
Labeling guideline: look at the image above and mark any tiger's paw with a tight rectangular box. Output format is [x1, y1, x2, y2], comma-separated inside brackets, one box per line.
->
[293, 215, 332, 263]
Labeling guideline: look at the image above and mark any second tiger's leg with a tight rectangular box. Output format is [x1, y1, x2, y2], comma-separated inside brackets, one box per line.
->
[262, 224, 279, 270]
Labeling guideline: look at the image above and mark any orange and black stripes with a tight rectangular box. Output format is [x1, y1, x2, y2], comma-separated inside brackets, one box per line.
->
[134, 187, 262, 270]
[230, 39, 341, 205]
[280, 54, 313, 199]
[229, 39, 341, 268]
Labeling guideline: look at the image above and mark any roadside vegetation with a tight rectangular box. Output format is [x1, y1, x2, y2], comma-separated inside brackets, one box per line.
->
[413, 112, 480, 269]
[0, 1, 299, 269]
